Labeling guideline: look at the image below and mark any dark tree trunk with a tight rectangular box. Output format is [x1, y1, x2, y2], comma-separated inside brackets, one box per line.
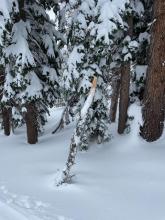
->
[17, 0, 26, 21]
[118, 15, 133, 134]
[118, 65, 130, 134]
[0, 67, 4, 117]
[25, 103, 38, 144]
[110, 70, 120, 122]
[140, 0, 165, 141]
[2, 108, 11, 136]
[0, 68, 11, 136]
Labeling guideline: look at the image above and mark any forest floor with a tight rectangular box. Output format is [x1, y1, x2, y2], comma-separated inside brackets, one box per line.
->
[0, 105, 165, 220]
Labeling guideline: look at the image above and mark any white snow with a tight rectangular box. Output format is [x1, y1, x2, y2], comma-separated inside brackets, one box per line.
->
[5, 21, 35, 68]
[0, 200, 41, 220]
[0, 105, 165, 220]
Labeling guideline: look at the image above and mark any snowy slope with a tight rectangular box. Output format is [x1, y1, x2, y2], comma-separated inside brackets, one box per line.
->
[0, 105, 165, 220]
[0, 201, 42, 220]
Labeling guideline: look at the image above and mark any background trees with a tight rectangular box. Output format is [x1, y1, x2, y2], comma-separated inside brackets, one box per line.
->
[0, 0, 164, 146]
[0, 0, 63, 143]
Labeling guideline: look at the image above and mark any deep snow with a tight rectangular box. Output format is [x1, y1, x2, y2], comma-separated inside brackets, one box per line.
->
[0, 105, 165, 220]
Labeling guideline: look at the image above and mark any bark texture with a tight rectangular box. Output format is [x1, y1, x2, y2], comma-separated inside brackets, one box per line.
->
[118, 16, 133, 134]
[140, 0, 165, 141]
[25, 103, 38, 144]
[118, 65, 130, 134]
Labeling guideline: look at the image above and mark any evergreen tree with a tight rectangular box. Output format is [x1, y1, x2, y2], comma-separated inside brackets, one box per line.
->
[57, 0, 132, 185]
[108, 0, 146, 133]
[1, 0, 63, 143]
[63, 0, 133, 149]
[0, 0, 17, 135]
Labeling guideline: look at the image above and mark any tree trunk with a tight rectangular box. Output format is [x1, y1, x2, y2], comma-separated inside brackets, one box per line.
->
[25, 103, 38, 144]
[140, 0, 165, 141]
[0, 68, 11, 136]
[110, 70, 120, 122]
[17, 0, 26, 21]
[118, 15, 133, 134]
[118, 65, 130, 134]
[2, 108, 11, 136]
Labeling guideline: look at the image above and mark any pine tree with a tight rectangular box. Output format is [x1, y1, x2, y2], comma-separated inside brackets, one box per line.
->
[0, 0, 17, 135]
[108, 0, 146, 133]
[63, 0, 132, 149]
[57, 0, 132, 185]
[1, 0, 63, 143]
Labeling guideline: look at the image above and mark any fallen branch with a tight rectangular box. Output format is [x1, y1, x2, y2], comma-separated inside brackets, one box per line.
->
[52, 106, 68, 134]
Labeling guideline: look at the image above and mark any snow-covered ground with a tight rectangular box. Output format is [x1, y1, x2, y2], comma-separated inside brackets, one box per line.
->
[0, 105, 165, 220]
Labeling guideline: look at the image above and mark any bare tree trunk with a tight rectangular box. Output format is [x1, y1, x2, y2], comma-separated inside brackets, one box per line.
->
[0, 68, 11, 136]
[118, 16, 133, 134]
[118, 65, 130, 134]
[2, 108, 11, 136]
[25, 103, 38, 144]
[140, 0, 165, 141]
[110, 70, 120, 122]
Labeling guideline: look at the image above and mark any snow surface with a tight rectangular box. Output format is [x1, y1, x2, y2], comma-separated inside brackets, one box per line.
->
[0, 105, 165, 220]
[0, 200, 42, 220]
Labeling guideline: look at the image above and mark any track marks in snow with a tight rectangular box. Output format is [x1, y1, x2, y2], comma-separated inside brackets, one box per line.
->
[0, 184, 73, 220]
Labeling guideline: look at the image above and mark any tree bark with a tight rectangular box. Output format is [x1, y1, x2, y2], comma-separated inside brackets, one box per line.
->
[118, 15, 133, 134]
[118, 65, 130, 134]
[25, 103, 38, 144]
[0, 68, 11, 136]
[110, 70, 120, 122]
[140, 0, 165, 141]
[2, 108, 11, 136]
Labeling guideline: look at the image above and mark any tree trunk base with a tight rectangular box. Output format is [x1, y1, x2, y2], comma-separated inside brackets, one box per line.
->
[118, 65, 130, 134]
[25, 103, 38, 144]
[2, 108, 11, 136]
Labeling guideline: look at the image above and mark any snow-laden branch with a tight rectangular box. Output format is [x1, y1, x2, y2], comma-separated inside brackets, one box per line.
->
[56, 77, 97, 186]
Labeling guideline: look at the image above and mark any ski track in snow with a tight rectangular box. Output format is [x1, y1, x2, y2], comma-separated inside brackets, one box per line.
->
[0, 184, 73, 220]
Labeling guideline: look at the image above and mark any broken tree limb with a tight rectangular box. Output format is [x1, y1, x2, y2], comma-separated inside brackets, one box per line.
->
[56, 77, 97, 186]
[52, 106, 68, 134]
[52, 95, 79, 134]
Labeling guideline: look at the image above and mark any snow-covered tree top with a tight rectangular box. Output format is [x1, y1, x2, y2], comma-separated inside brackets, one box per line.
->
[0, 0, 18, 45]
[91, 0, 129, 44]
